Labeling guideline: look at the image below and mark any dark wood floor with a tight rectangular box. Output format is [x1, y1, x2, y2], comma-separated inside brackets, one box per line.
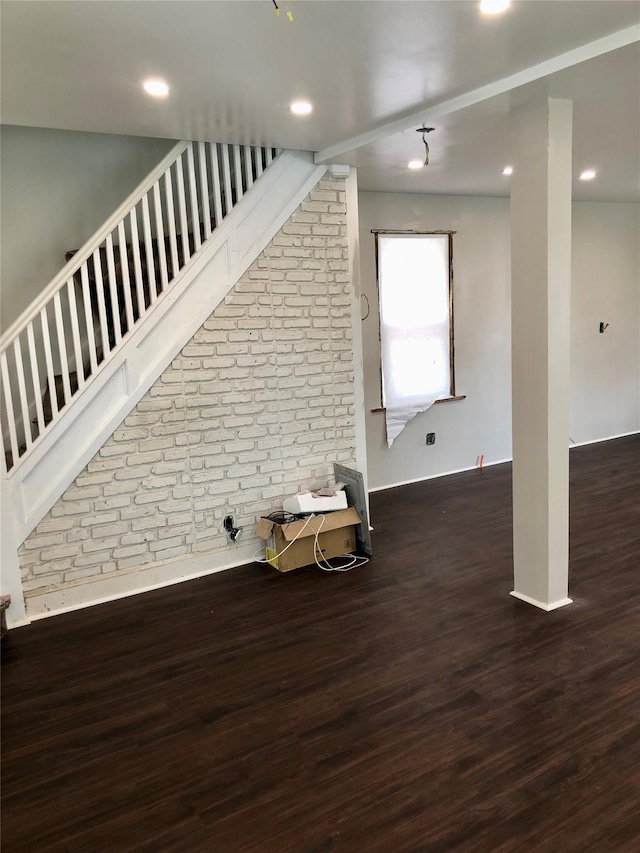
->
[2, 436, 640, 852]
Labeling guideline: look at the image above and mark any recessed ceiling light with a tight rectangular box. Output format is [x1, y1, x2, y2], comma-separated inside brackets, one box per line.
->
[480, 0, 511, 14]
[408, 160, 424, 170]
[290, 100, 313, 116]
[502, 166, 513, 176]
[579, 169, 597, 181]
[143, 79, 170, 98]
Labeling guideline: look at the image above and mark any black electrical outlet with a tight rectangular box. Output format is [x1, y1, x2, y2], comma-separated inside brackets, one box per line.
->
[224, 515, 242, 543]
[426, 432, 436, 445]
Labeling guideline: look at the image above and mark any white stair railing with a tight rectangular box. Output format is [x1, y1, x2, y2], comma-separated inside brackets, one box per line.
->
[1, 142, 280, 473]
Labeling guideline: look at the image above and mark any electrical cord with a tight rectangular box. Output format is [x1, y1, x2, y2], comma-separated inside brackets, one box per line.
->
[311, 515, 369, 572]
[360, 293, 370, 321]
[264, 510, 302, 524]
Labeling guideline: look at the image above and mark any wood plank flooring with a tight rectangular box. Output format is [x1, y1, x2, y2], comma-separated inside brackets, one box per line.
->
[2, 435, 640, 852]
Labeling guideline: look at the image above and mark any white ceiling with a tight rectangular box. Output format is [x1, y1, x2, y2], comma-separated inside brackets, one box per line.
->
[353, 43, 640, 201]
[2, 1, 639, 201]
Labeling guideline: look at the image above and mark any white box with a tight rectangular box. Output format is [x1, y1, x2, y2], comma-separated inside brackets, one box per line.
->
[282, 491, 348, 515]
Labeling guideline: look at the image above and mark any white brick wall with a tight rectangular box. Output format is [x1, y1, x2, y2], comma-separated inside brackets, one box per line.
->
[19, 177, 357, 594]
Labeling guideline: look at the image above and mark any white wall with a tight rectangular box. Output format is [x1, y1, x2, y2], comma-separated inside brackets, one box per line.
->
[571, 202, 640, 442]
[1, 125, 174, 332]
[359, 192, 639, 491]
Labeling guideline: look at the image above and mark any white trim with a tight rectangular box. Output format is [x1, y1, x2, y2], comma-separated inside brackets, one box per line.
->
[510, 591, 573, 612]
[571, 430, 639, 448]
[368, 431, 640, 493]
[1, 472, 29, 627]
[368, 457, 512, 493]
[328, 164, 351, 179]
[314, 25, 640, 163]
[25, 543, 260, 620]
[4, 617, 32, 629]
[345, 167, 370, 508]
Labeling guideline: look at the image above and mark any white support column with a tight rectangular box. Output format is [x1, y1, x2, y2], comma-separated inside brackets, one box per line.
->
[510, 98, 573, 612]
[1, 473, 29, 628]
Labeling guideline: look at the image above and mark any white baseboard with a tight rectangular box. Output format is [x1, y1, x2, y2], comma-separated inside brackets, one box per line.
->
[368, 457, 512, 493]
[5, 616, 32, 630]
[20, 430, 639, 621]
[25, 542, 260, 620]
[570, 429, 639, 448]
[369, 430, 640, 494]
[510, 591, 573, 612]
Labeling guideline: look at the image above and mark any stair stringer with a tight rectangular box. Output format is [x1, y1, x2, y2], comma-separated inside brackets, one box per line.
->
[7, 150, 328, 545]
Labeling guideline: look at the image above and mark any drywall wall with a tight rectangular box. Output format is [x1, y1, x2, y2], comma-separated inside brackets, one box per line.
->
[360, 193, 512, 490]
[19, 176, 357, 610]
[571, 201, 640, 442]
[359, 192, 639, 491]
[1, 125, 174, 332]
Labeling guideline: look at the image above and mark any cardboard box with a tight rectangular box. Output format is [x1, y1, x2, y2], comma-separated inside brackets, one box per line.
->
[255, 507, 361, 572]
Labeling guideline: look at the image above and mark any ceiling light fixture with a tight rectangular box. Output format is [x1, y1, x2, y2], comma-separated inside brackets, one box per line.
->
[579, 169, 597, 181]
[290, 100, 313, 116]
[408, 160, 424, 170]
[143, 79, 170, 98]
[415, 125, 435, 167]
[480, 0, 511, 14]
[502, 166, 513, 176]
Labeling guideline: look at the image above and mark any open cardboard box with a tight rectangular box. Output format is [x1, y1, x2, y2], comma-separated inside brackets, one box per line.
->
[255, 507, 361, 572]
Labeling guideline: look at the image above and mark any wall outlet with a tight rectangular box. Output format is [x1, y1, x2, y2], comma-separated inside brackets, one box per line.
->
[426, 432, 436, 446]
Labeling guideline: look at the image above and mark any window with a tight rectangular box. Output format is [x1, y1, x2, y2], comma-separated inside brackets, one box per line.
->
[374, 231, 456, 412]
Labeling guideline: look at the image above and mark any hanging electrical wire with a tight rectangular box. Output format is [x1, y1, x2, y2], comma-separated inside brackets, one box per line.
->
[272, 0, 293, 21]
[416, 126, 435, 166]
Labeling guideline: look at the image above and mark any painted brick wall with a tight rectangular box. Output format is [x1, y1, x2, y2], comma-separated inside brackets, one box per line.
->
[19, 176, 356, 595]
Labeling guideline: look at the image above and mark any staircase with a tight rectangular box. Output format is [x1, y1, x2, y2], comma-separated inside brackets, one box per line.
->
[1, 141, 328, 544]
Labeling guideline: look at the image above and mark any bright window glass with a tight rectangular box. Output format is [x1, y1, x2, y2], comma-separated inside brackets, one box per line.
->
[378, 234, 452, 409]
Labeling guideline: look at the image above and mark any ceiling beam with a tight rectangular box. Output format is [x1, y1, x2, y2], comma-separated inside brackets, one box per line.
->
[314, 24, 640, 164]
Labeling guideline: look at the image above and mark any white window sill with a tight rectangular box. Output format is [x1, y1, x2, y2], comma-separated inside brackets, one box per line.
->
[371, 395, 466, 414]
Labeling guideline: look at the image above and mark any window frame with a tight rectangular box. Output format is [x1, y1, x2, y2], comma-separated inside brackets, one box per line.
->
[371, 229, 460, 412]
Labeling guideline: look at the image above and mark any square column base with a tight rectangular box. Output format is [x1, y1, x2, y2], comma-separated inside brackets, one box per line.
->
[510, 591, 573, 612]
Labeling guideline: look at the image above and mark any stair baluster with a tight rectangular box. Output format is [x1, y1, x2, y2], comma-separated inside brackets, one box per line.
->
[1, 142, 279, 472]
